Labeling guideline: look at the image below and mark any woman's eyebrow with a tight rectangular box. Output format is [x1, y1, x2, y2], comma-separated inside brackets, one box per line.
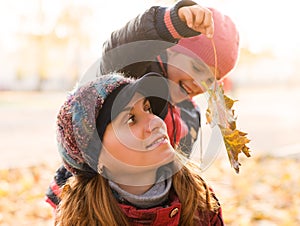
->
[143, 98, 148, 105]
[121, 106, 132, 113]
[192, 61, 215, 78]
[120, 97, 146, 113]
[191, 61, 206, 72]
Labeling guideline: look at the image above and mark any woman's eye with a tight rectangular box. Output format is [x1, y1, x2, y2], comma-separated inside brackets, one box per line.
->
[126, 114, 135, 124]
[192, 65, 201, 73]
[144, 104, 153, 113]
[206, 78, 214, 86]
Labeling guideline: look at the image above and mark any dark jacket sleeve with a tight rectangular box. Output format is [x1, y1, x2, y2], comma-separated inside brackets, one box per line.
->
[176, 99, 201, 157]
[45, 165, 72, 209]
[100, 0, 200, 78]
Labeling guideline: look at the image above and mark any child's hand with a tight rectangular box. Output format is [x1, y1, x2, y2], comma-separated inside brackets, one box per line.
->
[178, 5, 214, 38]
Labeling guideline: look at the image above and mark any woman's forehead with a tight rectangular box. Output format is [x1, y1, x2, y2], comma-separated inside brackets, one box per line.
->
[120, 93, 145, 113]
[111, 93, 146, 126]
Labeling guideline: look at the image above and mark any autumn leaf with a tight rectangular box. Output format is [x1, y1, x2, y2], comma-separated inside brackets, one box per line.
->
[204, 82, 251, 173]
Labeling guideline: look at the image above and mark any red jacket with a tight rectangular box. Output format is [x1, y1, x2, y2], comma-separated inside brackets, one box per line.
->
[119, 190, 224, 226]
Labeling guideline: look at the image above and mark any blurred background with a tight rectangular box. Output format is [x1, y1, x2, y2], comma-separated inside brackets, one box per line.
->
[0, 0, 299, 225]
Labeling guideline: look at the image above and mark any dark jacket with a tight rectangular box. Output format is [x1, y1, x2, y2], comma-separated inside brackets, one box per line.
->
[100, 0, 201, 155]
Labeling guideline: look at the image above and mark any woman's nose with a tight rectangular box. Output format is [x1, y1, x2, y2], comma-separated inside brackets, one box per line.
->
[145, 115, 164, 133]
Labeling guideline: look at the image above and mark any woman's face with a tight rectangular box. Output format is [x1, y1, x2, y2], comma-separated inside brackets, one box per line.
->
[99, 93, 175, 174]
[166, 50, 218, 102]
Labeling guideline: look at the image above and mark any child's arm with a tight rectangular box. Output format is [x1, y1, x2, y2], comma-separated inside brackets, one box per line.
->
[45, 165, 72, 210]
[100, 0, 213, 78]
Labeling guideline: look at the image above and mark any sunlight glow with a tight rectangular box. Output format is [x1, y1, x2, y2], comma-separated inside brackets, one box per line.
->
[1, 0, 299, 89]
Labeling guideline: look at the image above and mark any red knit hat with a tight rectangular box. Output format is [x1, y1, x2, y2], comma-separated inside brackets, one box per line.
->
[170, 7, 240, 78]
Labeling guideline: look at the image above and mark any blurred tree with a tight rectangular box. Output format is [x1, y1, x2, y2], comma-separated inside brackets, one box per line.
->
[16, 0, 91, 90]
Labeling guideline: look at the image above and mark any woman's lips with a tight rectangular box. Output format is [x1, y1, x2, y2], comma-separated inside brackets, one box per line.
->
[145, 136, 169, 150]
[179, 81, 192, 95]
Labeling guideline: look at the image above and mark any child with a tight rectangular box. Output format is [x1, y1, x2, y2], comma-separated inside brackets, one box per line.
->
[53, 72, 224, 225]
[99, 0, 239, 155]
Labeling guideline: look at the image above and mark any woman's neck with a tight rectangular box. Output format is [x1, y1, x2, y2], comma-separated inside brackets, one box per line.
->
[115, 170, 157, 195]
[108, 165, 173, 209]
[118, 183, 153, 195]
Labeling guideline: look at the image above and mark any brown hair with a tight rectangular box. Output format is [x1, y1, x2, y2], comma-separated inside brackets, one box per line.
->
[55, 174, 130, 226]
[55, 159, 219, 225]
[173, 161, 220, 225]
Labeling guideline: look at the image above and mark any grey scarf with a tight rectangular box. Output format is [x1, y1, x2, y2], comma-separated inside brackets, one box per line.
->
[109, 165, 173, 208]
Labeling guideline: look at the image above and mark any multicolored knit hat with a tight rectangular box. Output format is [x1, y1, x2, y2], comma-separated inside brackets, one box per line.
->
[56, 73, 169, 175]
[169, 7, 240, 78]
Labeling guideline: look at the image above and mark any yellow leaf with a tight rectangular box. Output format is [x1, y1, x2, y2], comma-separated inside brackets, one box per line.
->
[224, 94, 237, 109]
[205, 83, 252, 173]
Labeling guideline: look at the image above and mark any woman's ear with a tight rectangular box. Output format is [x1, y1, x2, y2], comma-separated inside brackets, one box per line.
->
[97, 163, 104, 174]
[97, 147, 106, 174]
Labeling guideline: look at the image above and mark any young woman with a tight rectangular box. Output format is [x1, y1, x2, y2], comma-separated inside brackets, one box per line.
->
[54, 72, 224, 225]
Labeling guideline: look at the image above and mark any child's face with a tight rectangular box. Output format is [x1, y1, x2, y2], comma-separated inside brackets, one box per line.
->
[166, 50, 217, 102]
[99, 93, 174, 178]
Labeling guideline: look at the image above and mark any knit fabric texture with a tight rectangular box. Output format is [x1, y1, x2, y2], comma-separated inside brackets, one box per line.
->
[156, 0, 200, 42]
[170, 7, 240, 78]
[57, 74, 133, 174]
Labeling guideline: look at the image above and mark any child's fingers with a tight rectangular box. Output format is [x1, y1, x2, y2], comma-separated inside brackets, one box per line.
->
[194, 7, 205, 28]
[205, 19, 214, 39]
[179, 7, 194, 28]
[193, 7, 213, 38]
[178, 5, 214, 38]
[202, 10, 214, 38]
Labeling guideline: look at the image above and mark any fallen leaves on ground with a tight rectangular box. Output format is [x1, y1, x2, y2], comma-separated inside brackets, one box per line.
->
[0, 163, 57, 226]
[204, 155, 300, 226]
[0, 156, 299, 225]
